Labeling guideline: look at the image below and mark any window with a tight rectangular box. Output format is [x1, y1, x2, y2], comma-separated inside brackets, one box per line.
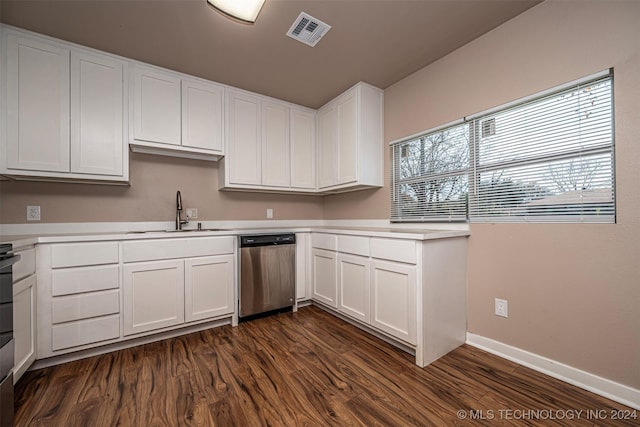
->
[390, 71, 615, 223]
[391, 122, 469, 221]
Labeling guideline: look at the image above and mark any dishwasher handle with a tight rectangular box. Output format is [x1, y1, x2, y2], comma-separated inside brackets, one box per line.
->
[240, 233, 296, 247]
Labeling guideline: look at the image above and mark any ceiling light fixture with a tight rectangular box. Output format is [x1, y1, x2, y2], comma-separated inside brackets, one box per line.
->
[207, 0, 266, 23]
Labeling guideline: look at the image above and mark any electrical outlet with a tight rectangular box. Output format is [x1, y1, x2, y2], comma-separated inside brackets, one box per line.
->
[495, 298, 508, 318]
[186, 208, 198, 219]
[26, 205, 41, 221]
[266, 208, 273, 219]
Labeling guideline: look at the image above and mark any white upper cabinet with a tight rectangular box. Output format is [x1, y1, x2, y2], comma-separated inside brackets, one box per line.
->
[262, 100, 290, 187]
[5, 33, 70, 173]
[226, 90, 262, 185]
[290, 108, 316, 189]
[317, 82, 384, 192]
[337, 90, 358, 184]
[71, 51, 124, 176]
[317, 103, 338, 188]
[220, 89, 317, 192]
[2, 29, 128, 183]
[132, 66, 181, 145]
[182, 78, 224, 152]
[130, 65, 224, 160]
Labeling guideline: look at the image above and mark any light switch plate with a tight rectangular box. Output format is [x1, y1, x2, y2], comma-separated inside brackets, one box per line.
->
[266, 208, 273, 219]
[186, 208, 198, 219]
[27, 205, 41, 221]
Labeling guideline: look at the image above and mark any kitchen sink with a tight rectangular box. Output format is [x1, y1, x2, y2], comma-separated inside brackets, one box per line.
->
[164, 228, 226, 232]
[127, 228, 227, 234]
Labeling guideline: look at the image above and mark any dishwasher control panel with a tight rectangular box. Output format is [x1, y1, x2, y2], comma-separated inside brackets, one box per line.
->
[240, 233, 296, 247]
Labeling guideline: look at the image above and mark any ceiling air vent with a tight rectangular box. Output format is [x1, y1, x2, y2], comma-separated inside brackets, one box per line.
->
[286, 12, 331, 47]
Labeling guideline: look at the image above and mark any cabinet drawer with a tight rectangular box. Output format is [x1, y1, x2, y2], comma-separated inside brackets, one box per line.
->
[52, 265, 119, 296]
[311, 233, 337, 251]
[337, 235, 370, 257]
[14, 248, 36, 282]
[370, 238, 416, 264]
[52, 314, 119, 351]
[51, 242, 119, 268]
[122, 236, 235, 263]
[52, 289, 119, 323]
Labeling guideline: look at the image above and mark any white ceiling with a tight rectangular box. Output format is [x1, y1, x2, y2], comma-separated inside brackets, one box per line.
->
[0, 0, 542, 108]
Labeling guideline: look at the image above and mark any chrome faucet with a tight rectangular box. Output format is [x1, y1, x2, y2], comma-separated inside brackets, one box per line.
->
[175, 190, 189, 230]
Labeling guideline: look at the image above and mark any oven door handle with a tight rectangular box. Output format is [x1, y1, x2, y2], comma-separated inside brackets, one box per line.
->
[0, 254, 20, 271]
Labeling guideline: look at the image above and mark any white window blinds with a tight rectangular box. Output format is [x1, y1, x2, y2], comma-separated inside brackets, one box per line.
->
[390, 122, 470, 222]
[468, 73, 614, 223]
[390, 71, 615, 223]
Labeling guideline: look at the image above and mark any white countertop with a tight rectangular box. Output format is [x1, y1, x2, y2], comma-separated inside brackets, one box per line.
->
[1, 224, 469, 248]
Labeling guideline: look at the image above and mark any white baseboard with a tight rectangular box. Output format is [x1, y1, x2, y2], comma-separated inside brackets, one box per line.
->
[466, 333, 639, 410]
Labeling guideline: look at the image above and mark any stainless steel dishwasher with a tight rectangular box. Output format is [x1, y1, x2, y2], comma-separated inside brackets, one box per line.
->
[239, 233, 296, 320]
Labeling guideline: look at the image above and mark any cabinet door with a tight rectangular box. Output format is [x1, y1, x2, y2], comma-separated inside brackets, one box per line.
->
[123, 260, 184, 336]
[295, 233, 310, 301]
[182, 79, 224, 153]
[13, 275, 36, 383]
[227, 91, 261, 185]
[132, 66, 181, 145]
[70, 51, 124, 176]
[290, 108, 316, 189]
[317, 103, 338, 188]
[311, 248, 337, 308]
[185, 255, 234, 322]
[261, 101, 290, 187]
[5, 34, 70, 172]
[338, 254, 370, 323]
[370, 260, 417, 345]
[337, 90, 358, 184]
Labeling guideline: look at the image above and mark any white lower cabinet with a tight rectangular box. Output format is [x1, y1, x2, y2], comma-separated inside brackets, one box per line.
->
[122, 236, 236, 337]
[295, 233, 311, 302]
[37, 236, 236, 358]
[337, 253, 370, 323]
[123, 254, 235, 335]
[311, 232, 468, 368]
[311, 248, 338, 308]
[185, 255, 234, 322]
[13, 275, 36, 382]
[370, 260, 417, 345]
[123, 259, 185, 336]
[37, 242, 122, 358]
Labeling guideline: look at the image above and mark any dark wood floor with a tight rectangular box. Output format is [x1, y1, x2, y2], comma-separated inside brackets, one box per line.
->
[15, 305, 637, 426]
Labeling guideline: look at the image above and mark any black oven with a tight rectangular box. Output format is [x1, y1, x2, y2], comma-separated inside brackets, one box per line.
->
[0, 243, 19, 427]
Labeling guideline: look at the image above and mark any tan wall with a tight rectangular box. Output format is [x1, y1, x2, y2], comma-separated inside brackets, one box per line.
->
[363, 1, 639, 389]
[1, 0, 638, 392]
[0, 153, 324, 223]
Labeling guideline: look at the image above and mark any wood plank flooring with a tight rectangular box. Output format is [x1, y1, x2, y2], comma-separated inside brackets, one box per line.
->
[14, 306, 637, 426]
